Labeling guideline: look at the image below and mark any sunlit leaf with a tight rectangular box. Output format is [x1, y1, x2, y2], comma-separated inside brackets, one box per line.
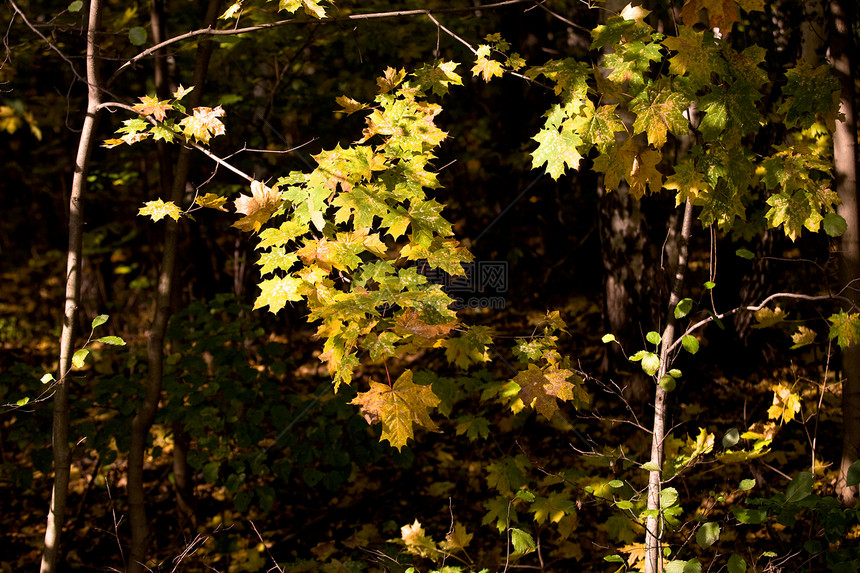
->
[139, 199, 183, 222]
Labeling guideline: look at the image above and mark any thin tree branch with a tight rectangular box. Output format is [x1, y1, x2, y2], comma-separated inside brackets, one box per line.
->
[109, 0, 531, 83]
[667, 292, 853, 355]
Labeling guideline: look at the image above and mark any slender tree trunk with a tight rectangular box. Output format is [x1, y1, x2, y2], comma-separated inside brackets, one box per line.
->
[40, 1, 102, 572]
[643, 200, 694, 573]
[126, 2, 220, 570]
[829, 0, 860, 506]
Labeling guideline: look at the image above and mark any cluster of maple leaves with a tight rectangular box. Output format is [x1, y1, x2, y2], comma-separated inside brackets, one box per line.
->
[116, 0, 855, 461]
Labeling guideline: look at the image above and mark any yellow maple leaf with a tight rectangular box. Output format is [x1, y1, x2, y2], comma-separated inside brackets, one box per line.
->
[179, 105, 226, 144]
[195, 192, 228, 211]
[335, 95, 367, 115]
[628, 147, 663, 199]
[767, 383, 801, 424]
[138, 198, 183, 222]
[376, 67, 406, 94]
[472, 57, 505, 82]
[350, 370, 441, 450]
[400, 519, 437, 558]
[441, 522, 473, 552]
[232, 180, 283, 233]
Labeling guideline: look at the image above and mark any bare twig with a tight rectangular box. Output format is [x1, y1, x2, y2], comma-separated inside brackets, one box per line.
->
[667, 292, 853, 355]
[109, 0, 532, 83]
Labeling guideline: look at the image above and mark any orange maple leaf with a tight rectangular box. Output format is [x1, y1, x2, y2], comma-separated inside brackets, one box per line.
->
[133, 94, 172, 122]
[395, 308, 457, 341]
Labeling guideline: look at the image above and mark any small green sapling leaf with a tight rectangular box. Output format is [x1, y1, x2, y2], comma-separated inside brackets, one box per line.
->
[674, 298, 693, 319]
[96, 336, 126, 346]
[602, 333, 616, 343]
[72, 348, 89, 369]
[727, 554, 748, 573]
[646, 331, 661, 345]
[695, 521, 720, 549]
[659, 375, 676, 391]
[738, 478, 756, 491]
[91, 314, 109, 329]
[510, 528, 535, 554]
[641, 352, 660, 376]
[736, 248, 754, 259]
[682, 334, 699, 354]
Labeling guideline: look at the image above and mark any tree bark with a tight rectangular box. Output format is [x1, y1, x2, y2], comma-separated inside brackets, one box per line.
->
[829, 0, 860, 506]
[40, 1, 102, 572]
[126, 1, 221, 570]
[644, 200, 694, 573]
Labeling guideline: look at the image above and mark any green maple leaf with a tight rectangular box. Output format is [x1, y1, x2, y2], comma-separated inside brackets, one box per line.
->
[257, 219, 307, 249]
[253, 275, 304, 314]
[486, 455, 530, 494]
[568, 103, 625, 151]
[381, 205, 410, 239]
[604, 41, 663, 90]
[360, 331, 401, 361]
[255, 247, 299, 276]
[698, 81, 763, 141]
[829, 311, 860, 349]
[665, 160, 712, 206]
[765, 189, 827, 241]
[443, 326, 493, 369]
[526, 58, 590, 98]
[139, 198, 182, 222]
[310, 144, 373, 193]
[701, 143, 754, 193]
[697, 182, 746, 230]
[531, 127, 584, 180]
[531, 492, 576, 525]
[591, 13, 652, 52]
[349, 370, 441, 451]
[150, 123, 176, 143]
[412, 60, 462, 96]
[401, 237, 473, 276]
[662, 26, 715, 90]
[779, 62, 841, 129]
[407, 199, 453, 248]
[630, 83, 690, 148]
[724, 44, 768, 90]
[332, 186, 390, 227]
[117, 117, 149, 135]
[455, 414, 491, 441]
